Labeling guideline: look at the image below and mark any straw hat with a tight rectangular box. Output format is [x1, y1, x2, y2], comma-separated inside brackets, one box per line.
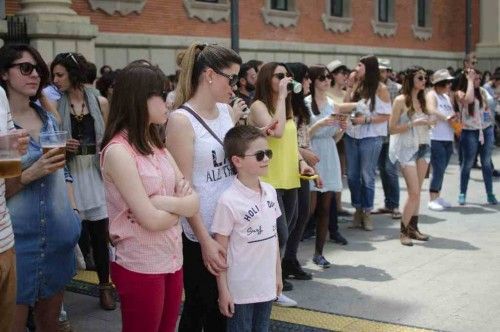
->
[327, 60, 347, 73]
[378, 58, 391, 70]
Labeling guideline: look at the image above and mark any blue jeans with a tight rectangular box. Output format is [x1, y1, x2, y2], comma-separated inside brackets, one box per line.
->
[460, 126, 495, 195]
[378, 142, 400, 209]
[344, 135, 383, 211]
[227, 300, 273, 332]
[430, 140, 454, 193]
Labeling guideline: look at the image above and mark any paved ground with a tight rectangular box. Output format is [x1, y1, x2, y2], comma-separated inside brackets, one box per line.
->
[65, 148, 500, 332]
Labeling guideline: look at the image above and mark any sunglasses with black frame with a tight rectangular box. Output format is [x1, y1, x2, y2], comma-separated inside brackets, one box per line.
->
[211, 67, 239, 87]
[8, 62, 43, 76]
[242, 149, 273, 162]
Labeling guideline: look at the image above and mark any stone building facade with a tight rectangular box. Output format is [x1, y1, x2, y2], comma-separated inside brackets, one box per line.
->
[1, 0, 499, 75]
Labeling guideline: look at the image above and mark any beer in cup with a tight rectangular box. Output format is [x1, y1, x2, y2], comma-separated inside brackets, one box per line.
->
[0, 131, 22, 178]
[40, 131, 67, 157]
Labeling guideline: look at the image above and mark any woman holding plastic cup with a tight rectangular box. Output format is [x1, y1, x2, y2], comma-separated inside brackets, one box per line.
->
[50, 52, 115, 310]
[0, 43, 81, 332]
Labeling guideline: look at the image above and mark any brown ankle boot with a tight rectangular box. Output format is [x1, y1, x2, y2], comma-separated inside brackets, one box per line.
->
[408, 216, 429, 241]
[362, 212, 373, 231]
[349, 209, 363, 229]
[400, 222, 413, 246]
[99, 283, 117, 311]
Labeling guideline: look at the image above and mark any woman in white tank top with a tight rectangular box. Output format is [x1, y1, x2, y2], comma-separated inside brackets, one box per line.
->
[389, 66, 432, 247]
[165, 43, 242, 332]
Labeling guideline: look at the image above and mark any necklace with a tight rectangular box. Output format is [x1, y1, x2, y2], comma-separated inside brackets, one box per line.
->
[70, 102, 86, 122]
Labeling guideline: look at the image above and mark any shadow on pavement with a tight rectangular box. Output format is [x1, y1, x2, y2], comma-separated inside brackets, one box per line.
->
[447, 205, 498, 215]
[418, 236, 479, 250]
[418, 214, 447, 224]
[323, 264, 394, 282]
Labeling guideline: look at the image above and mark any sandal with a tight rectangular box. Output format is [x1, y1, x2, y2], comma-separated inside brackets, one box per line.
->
[391, 209, 402, 220]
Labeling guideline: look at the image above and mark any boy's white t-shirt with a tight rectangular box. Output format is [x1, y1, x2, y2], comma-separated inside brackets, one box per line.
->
[211, 178, 281, 305]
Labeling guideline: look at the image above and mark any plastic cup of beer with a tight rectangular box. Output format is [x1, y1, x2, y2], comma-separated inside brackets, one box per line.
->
[40, 131, 67, 157]
[0, 131, 22, 178]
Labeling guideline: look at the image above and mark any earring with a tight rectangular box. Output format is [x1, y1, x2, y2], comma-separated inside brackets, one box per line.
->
[209, 80, 213, 84]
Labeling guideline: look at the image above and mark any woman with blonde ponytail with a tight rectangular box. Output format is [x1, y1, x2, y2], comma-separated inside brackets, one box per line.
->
[166, 43, 241, 331]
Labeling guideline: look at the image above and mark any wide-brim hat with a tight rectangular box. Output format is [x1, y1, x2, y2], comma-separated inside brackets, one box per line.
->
[431, 69, 455, 84]
[327, 60, 347, 73]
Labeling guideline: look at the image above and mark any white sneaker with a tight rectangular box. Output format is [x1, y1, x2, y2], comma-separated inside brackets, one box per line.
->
[274, 294, 298, 307]
[428, 200, 445, 211]
[437, 197, 452, 208]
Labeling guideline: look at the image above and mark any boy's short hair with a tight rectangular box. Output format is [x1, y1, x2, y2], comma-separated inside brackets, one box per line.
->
[224, 125, 266, 171]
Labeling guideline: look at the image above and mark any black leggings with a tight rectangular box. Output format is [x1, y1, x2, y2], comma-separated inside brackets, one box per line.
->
[178, 234, 226, 332]
[78, 219, 110, 284]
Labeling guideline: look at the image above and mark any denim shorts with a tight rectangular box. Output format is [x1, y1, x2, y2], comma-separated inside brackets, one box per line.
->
[402, 144, 431, 166]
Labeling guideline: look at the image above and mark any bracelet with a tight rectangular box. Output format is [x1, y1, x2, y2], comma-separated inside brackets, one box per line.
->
[73, 208, 80, 213]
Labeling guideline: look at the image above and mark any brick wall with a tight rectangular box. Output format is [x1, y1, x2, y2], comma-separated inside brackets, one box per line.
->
[6, 0, 480, 53]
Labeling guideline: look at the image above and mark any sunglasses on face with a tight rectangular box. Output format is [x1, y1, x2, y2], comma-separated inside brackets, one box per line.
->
[9, 62, 41, 76]
[318, 74, 331, 82]
[212, 68, 239, 87]
[416, 75, 427, 81]
[273, 72, 292, 80]
[244, 149, 273, 162]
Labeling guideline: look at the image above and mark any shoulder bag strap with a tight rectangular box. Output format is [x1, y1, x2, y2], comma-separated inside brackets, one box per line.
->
[180, 105, 224, 147]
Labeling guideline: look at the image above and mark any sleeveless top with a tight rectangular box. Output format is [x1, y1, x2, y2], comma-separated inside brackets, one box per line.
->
[428, 90, 454, 141]
[261, 119, 300, 190]
[101, 132, 182, 274]
[389, 105, 430, 164]
[172, 103, 235, 242]
[346, 95, 392, 139]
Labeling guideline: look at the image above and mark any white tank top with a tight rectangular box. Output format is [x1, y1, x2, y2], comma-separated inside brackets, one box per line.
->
[173, 103, 235, 242]
[429, 90, 454, 141]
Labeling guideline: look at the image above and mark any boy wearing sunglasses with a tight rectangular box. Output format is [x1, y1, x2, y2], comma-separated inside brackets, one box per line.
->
[211, 125, 283, 331]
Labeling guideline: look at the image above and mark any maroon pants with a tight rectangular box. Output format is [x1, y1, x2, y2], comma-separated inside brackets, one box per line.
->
[111, 262, 183, 332]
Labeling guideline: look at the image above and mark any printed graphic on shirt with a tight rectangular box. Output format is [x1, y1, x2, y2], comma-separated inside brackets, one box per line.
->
[241, 200, 278, 244]
[206, 149, 234, 182]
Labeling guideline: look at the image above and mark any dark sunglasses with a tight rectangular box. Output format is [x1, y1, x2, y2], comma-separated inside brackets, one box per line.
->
[273, 73, 292, 80]
[244, 149, 273, 162]
[9, 62, 41, 76]
[318, 74, 330, 82]
[212, 68, 239, 87]
[56, 52, 79, 66]
[151, 91, 168, 100]
[416, 75, 427, 81]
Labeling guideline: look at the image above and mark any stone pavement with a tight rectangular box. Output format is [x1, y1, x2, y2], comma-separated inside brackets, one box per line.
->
[65, 149, 500, 332]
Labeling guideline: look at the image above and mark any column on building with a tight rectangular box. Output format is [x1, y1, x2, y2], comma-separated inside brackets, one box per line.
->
[15, 0, 98, 62]
[476, 0, 500, 70]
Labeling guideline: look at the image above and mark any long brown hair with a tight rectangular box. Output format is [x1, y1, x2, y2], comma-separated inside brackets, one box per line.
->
[401, 66, 428, 118]
[253, 62, 293, 119]
[352, 55, 380, 112]
[455, 69, 484, 116]
[174, 43, 241, 108]
[101, 64, 167, 155]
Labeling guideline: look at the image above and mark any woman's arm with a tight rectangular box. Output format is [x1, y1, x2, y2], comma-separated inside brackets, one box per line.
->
[165, 112, 228, 275]
[248, 77, 290, 138]
[97, 96, 109, 125]
[104, 144, 179, 232]
[214, 234, 234, 318]
[389, 97, 408, 135]
[334, 102, 358, 114]
[5, 148, 66, 198]
[40, 95, 61, 124]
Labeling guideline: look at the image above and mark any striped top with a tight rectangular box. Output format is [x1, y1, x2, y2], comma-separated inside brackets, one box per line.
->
[0, 87, 15, 253]
[101, 132, 182, 274]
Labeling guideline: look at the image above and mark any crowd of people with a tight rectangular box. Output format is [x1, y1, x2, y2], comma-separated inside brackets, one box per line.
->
[0, 42, 498, 332]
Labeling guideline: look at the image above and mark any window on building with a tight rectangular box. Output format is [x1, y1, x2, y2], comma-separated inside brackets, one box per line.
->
[322, 0, 352, 33]
[271, 0, 288, 11]
[417, 0, 427, 27]
[378, 0, 389, 22]
[262, 0, 298, 27]
[412, 0, 432, 40]
[331, 0, 343, 17]
[183, 0, 230, 23]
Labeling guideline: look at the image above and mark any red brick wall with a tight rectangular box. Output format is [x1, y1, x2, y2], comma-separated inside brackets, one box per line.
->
[6, 0, 480, 53]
